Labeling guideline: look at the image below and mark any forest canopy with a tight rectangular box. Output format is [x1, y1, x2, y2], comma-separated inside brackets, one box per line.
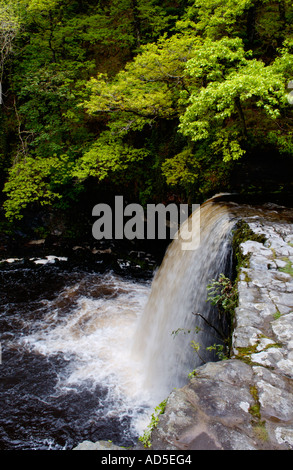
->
[0, 0, 292, 222]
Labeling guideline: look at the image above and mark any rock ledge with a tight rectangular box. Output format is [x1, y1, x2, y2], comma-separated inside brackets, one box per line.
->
[149, 214, 293, 450]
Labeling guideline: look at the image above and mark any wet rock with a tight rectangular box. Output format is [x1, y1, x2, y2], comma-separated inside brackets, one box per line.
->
[27, 239, 45, 245]
[73, 440, 125, 450]
[149, 211, 293, 450]
[150, 360, 258, 451]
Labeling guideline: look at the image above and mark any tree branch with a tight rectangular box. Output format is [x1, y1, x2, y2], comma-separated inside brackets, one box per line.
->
[192, 311, 226, 341]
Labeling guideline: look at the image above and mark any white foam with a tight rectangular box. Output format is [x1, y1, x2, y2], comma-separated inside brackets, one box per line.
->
[21, 273, 154, 435]
[31, 255, 68, 264]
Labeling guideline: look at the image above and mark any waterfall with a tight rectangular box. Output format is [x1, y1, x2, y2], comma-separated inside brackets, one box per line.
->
[132, 197, 236, 400]
[0, 196, 239, 448]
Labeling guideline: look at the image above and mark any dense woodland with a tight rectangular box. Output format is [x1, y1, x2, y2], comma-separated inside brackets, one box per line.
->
[0, 0, 293, 238]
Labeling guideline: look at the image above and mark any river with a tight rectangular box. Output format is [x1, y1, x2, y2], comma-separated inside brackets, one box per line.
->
[0, 254, 156, 450]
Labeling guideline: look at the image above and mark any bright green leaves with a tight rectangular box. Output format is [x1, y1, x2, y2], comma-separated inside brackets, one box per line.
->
[3, 154, 74, 220]
[25, 0, 60, 12]
[180, 47, 291, 161]
[83, 32, 198, 126]
[79, 31, 200, 196]
[73, 131, 150, 182]
[161, 147, 200, 186]
[185, 0, 253, 39]
[184, 37, 248, 86]
[83, 24, 293, 195]
[84, 71, 173, 122]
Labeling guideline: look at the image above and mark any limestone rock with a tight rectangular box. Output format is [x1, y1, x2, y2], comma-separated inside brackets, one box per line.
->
[149, 212, 293, 451]
[73, 440, 125, 451]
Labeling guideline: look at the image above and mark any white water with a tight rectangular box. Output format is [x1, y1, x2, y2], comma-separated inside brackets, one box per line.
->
[132, 199, 236, 399]
[20, 272, 154, 436]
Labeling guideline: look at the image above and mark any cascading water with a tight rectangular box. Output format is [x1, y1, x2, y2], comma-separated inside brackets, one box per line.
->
[132, 198, 236, 400]
[0, 196, 237, 449]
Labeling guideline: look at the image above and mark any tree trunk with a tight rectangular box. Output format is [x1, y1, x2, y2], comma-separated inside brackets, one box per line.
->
[131, 0, 141, 48]
[235, 96, 247, 139]
[246, 2, 258, 49]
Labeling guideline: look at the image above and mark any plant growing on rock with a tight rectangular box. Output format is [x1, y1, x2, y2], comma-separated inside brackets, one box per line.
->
[205, 273, 239, 358]
[138, 399, 167, 448]
[207, 273, 237, 318]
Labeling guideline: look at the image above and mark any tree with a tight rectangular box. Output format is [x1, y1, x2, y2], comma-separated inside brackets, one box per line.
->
[81, 26, 293, 197]
[184, 0, 292, 54]
[76, 31, 199, 199]
[2, 0, 293, 221]
[3, 154, 75, 220]
[0, 0, 20, 104]
[1, 0, 183, 220]
[179, 42, 292, 161]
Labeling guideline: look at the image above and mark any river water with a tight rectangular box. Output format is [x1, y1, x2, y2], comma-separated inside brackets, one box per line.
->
[0, 198, 236, 450]
[0, 256, 155, 450]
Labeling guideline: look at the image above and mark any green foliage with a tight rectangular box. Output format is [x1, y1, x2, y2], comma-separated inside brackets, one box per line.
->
[3, 154, 75, 220]
[184, 0, 292, 52]
[180, 45, 292, 162]
[1, 0, 293, 221]
[0, 0, 20, 80]
[206, 272, 238, 357]
[279, 258, 293, 277]
[1, 0, 187, 220]
[138, 398, 167, 448]
[161, 146, 200, 187]
[73, 131, 150, 183]
[207, 273, 238, 317]
[206, 343, 228, 360]
[82, 31, 198, 125]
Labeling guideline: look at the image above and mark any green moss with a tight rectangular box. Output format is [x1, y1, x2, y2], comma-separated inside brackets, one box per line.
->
[265, 342, 282, 349]
[232, 220, 267, 271]
[235, 345, 258, 364]
[235, 338, 282, 364]
[249, 385, 268, 442]
[279, 258, 293, 277]
[249, 386, 261, 418]
[243, 270, 252, 283]
[253, 423, 269, 442]
[273, 310, 282, 320]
